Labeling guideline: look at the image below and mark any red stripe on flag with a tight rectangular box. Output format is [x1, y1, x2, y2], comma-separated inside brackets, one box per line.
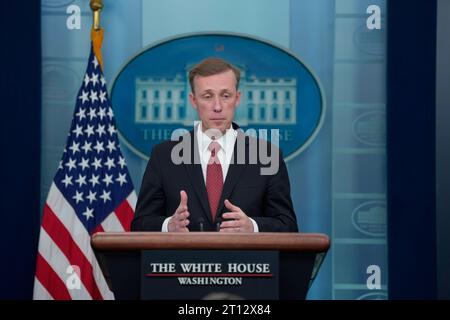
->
[42, 204, 103, 300]
[114, 199, 134, 231]
[35, 252, 71, 300]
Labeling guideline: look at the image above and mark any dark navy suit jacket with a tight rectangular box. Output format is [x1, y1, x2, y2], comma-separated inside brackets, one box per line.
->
[131, 123, 298, 232]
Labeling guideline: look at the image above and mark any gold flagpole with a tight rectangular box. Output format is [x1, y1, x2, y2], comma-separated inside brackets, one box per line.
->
[90, 0, 103, 31]
[90, 0, 104, 70]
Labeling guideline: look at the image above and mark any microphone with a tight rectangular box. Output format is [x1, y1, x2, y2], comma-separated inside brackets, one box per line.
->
[198, 217, 205, 232]
[215, 217, 222, 232]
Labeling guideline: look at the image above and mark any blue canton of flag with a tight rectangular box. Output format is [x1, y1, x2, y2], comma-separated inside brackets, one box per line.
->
[54, 48, 135, 234]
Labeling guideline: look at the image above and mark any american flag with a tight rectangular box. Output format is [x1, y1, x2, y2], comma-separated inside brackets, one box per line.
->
[33, 45, 136, 300]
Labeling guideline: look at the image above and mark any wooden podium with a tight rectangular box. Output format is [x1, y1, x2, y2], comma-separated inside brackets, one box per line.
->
[91, 232, 330, 300]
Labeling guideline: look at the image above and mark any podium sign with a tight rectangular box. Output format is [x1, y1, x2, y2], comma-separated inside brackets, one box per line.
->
[91, 232, 330, 300]
[141, 250, 278, 300]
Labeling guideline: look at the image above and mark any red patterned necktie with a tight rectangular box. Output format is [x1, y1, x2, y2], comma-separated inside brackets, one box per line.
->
[206, 141, 223, 221]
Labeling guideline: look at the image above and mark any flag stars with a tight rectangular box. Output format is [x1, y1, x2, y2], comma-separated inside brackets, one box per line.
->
[76, 108, 86, 121]
[106, 140, 116, 153]
[89, 174, 100, 187]
[75, 174, 87, 188]
[92, 56, 99, 69]
[61, 174, 73, 188]
[96, 124, 106, 137]
[86, 191, 97, 204]
[103, 174, 113, 187]
[78, 158, 90, 171]
[98, 107, 106, 120]
[83, 74, 90, 87]
[100, 76, 106, 87]
[82, 207, 95, 221]
[107, 124, 116, 136]
[65, 158, 77, 172]
[107, 108, 114, 120]
[81, 141, 92, 154]
[91, 157, 102, 170]
[72, 190, 84, 204]
[116, 173, 127, 186]
[91, 73, 99, 86]
[88, 108, 97, 121]
[118, 156, 126, 169]
[84, 124, 95, 138]
[58, 160, 63, 170]
[78, 90, 89, 104]
[68, 141, 80, 154]
[72, 125, 83, 138]
[99, 91, 107, 104]
[100, 190, 111, 203]
[105, 157, 116, 170]
[90, 90, 98, 104]
[93, 141, 105, 153]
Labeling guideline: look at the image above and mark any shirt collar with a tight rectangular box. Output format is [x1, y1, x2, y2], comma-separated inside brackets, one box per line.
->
[196, 121, 237, 154]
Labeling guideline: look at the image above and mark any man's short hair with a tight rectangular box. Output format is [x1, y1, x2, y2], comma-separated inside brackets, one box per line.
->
[188, 57, 241, 93]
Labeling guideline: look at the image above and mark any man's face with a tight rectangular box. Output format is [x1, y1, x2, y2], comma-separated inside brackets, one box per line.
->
[189, 69, 241, 134]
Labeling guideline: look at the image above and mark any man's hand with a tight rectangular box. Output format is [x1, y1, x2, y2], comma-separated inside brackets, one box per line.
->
[219, 199, 254, 233]
[168, 190, 190, 232]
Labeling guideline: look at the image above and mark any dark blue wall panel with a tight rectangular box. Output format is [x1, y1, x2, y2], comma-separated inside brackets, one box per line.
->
[0, 2, 41, 299]
[387, 0, 437, 299]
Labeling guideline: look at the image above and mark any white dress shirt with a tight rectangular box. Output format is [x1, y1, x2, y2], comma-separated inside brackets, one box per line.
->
[162, 122, 259, 232]
[196, 121, 237, 184]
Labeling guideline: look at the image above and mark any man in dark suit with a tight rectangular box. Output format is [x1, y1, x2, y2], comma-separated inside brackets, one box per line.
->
[131, 57, 298, 232]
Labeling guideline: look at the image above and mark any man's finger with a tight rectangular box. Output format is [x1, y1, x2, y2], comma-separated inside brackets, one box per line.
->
[180, 211, 190, 220]
[180, 190, 188, 207]
[222, 212, 242, 220]
[224, 199, 239, 212]
[175, 211, 190, 222]
[176, 218, 190, 228]
[174, 191, 188, 214]
[220, 220, 237, 229]
[178, 204, 189, 213]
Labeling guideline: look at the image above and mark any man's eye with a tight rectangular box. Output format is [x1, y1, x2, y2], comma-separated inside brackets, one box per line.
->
[203, 95, 212, 99]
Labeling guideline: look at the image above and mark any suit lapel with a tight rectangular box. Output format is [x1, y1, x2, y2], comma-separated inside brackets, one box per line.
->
[216, 129, 248, 219]
[183, 123, 248, 225]
[182, 129, 213, 225]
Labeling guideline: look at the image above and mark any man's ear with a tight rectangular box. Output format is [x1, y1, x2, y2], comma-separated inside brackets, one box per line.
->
[189, 92, 197, 110]
[235, 91, 241, 107]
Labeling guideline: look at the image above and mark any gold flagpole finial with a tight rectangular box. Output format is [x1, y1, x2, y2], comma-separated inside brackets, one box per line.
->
[90, 0, 103, 31]
[90, 0, 104, 70]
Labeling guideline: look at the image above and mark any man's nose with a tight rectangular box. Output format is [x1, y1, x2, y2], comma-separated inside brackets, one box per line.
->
[212, 96, 222, 112]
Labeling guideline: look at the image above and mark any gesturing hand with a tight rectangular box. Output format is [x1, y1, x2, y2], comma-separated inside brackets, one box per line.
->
[168, 190, 190, 232]
[219, 199, 254, 233]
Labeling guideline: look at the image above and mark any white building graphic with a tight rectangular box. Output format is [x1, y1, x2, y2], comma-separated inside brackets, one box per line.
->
[135, 65, 297, 126]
